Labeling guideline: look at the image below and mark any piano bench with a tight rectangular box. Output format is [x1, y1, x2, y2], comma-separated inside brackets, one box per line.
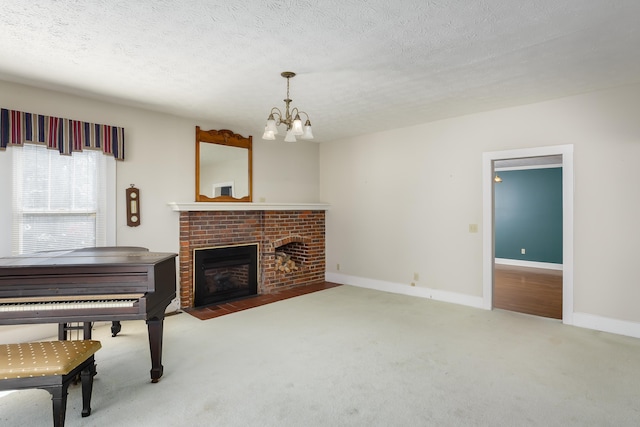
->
[0, 340, 102, 427]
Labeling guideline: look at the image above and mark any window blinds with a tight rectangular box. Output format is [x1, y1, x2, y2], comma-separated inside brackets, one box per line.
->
[11, 144, 108, 255]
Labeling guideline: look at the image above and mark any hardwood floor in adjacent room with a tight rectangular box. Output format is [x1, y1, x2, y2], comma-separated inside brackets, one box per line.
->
[493, 264, 563, 319]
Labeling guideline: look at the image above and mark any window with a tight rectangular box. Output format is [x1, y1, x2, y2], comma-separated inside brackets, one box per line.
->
[11, 143, 115, 255]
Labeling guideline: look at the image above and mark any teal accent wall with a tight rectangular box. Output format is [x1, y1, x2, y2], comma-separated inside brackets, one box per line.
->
[495, 168, 563, 264]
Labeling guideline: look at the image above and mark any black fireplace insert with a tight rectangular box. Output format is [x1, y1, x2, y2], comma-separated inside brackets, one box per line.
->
[193, 244, 258, 307]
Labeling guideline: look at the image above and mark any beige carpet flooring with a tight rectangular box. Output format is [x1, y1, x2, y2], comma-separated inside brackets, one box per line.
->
[1, 285, 639, 426]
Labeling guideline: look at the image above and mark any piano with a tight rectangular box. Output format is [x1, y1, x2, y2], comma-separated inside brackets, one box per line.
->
[0, 247, 177, 383]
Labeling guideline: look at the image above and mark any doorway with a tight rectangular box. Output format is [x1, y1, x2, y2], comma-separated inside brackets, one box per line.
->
[482, 145, 574, 324]
[493, 157, 563, 318]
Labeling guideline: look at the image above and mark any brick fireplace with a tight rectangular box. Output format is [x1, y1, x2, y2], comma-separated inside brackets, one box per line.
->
[176, 206, 326, 309]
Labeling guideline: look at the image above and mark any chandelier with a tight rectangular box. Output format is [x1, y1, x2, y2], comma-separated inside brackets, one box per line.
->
[262, 71, 314, 142]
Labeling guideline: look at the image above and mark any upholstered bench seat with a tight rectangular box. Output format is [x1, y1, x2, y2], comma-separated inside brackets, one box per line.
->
[0, 340, 101, 427]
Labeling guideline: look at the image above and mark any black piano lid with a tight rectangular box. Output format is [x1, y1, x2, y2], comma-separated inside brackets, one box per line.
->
[0, 247, 177, 268]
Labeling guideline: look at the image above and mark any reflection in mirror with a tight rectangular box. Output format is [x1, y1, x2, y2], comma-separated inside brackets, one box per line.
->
[200, 144, 248, 198]
[196, 127, 252, 202]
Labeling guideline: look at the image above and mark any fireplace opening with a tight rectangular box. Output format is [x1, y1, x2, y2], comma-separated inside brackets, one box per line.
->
[194, 244, 258, 307]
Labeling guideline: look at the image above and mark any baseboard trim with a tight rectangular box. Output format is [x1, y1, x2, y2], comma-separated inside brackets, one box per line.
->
[572, 312, 640, 339]
[495, 258, 563, 270]
[325, 272, 640, 340]
[325, 272, 484, 309]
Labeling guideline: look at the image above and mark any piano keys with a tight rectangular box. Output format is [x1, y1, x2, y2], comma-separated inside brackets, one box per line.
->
[0, 294, 143, 312]
[0, 247, 177, 383]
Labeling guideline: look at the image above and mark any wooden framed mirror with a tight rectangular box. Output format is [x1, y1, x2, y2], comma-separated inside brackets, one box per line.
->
[195, 127, 252, 202]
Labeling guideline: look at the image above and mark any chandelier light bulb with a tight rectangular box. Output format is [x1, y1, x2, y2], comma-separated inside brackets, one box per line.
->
[301, 120, 314, 140]
[262, 127, 276, 140]
[292, 114, 304, 135]
[284, 129, 297, 142]
[266, 115, 278, 134]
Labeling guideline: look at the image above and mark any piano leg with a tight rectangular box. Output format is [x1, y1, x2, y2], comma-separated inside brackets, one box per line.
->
[57, 322, 92, 340]
[146, 316, 164, 383]
[58, 323, 67, 340]
[111, 321, 122, 337]
[83, 322, 92, 339]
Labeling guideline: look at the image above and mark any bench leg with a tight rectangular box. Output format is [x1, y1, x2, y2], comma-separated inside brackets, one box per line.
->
[80, 360, 96, 417]
[45, 385, 69, 427]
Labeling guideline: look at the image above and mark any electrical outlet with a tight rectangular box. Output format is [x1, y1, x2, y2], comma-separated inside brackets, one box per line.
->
[336, 263, 340, 271]
[521, 248, 526, 254]
[469, 224, 478, 233]
[413, 272, 419, 281]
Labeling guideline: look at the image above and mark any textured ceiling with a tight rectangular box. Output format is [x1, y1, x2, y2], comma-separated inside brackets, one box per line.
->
[1, 1, 640, 142]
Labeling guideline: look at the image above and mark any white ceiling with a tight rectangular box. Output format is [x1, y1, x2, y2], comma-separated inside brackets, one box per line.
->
[2, 1, 639, 143]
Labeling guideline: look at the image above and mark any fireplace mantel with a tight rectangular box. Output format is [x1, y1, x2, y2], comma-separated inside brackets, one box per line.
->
[168, 202, 330, 212]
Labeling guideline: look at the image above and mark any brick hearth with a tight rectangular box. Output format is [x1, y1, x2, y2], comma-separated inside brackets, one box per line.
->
[178, 210, 325, 309]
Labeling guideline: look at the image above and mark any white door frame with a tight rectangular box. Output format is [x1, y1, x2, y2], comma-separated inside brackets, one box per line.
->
[482, 145, 574, 324]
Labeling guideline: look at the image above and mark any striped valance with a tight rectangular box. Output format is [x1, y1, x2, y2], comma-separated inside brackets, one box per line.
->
[0, 108, 125, 160]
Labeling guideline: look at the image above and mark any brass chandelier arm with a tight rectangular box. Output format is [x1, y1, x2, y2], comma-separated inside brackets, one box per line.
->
[268, 108, 283, 123]
[297, 111, 311, 125]
[269, 107, 311, 130]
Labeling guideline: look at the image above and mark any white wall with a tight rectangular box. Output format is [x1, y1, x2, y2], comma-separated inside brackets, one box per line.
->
[321, 83, 640, 328]
[253, 140, 320, 203]
[3, 77, 640, 339]
[0, 79, 320, 340]
[0, 79, 320, 256]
